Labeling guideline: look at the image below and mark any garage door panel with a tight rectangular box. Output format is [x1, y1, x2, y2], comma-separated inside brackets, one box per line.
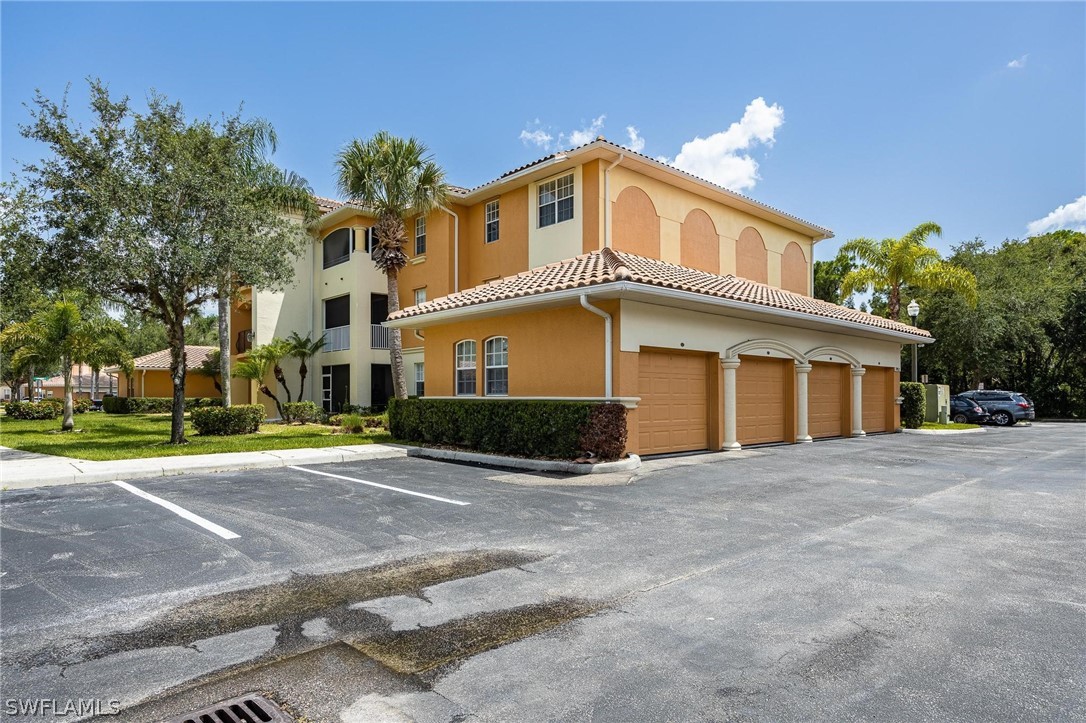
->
[863, 367, 888, 433]
[809, 362, 844, 439]
[638, 351, 709, 455]
[736, 356, 787, 445]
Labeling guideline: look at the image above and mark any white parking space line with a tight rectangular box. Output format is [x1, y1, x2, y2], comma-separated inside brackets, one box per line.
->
[111, 481, 240, 540]
[289, 465, 471, 506]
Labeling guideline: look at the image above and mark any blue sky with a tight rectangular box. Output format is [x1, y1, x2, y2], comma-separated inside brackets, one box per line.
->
[3, 2, 1084, 261]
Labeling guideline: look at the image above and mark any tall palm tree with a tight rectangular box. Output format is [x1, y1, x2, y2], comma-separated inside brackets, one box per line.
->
[1, 299, 130, 431]
[262, 337, 294, 404]
[840, 222, 978, 321]
[286, 331, 324, 401]
[336, 132, 449, 399]
[232, 346, 284, 420]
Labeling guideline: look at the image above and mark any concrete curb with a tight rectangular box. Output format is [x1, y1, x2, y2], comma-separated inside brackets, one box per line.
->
[0, 444, 406, 490]
[406, 446, 641, 475]
[901, 427, 986, 436]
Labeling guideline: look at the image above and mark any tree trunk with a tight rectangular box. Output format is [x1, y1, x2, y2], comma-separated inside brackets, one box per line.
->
[166, 319, 187, 444]
[61, 358, 75, 432]
[274, 364, 292, 403]
[218, 288, 232, 408]
[889, 285, 901, 322]
[298, 359, 308, 401]
[387, 268, 407, 399]
[260, 385, 284, 420]
[91, 365, 100, 399]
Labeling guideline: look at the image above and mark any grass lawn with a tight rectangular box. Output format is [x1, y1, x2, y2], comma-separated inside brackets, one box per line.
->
[920, 421, 981, 430]
[0, 412, 392, 461]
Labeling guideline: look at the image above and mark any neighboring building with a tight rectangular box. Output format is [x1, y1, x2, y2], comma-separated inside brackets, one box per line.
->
[109, 347, 220, 399]
[247, 137, 931, 452]
[16, 364, 116, 400]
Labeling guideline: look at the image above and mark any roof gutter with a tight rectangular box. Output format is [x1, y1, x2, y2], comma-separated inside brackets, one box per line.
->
[386, 281, 933, 344]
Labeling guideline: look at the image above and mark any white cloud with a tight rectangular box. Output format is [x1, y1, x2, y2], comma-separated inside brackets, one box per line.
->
[565, 115, 606, 147]
[1026, 196, 1086, 236]
[518, 119, 553, 149]
[670, 97, 785, 192]
[625, 125, 645, 153]
[1007, 53, 1029, 69]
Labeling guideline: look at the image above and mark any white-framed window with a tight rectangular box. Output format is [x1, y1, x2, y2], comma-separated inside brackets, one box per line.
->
[414, 287, 427, 306]
[538, 173, 574, 228]
[455, 340, 476, 396]
[485, 200, 500, 243]
[414, 362, 425, 397]
[484, 336, 508, 396]
[415, 216, 427, 256]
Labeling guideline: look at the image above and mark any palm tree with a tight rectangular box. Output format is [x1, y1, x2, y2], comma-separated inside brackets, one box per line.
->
[262, 337, 294, 404]
[232, 346, 284, 420]
[1, 299, 130, 431]
[286, 331, 324, 400]
[336, 132, 449, 399]
[840, 222, 978, 321]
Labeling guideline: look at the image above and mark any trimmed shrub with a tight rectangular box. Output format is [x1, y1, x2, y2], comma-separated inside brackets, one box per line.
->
[900, 382, 926, 429]
[338, 412, 366, 434]
[578, 403, 628, 459]
[191, 404, 265, 436]
[73, 397, 92, 414]
[282, 401, 322, 424]
[4, 400, 62, 420]
[102, 396, 222, 414]
[389, 398, 629, 460]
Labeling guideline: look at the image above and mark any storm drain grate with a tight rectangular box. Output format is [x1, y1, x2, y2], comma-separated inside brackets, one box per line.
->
[166, 694, 293, 723]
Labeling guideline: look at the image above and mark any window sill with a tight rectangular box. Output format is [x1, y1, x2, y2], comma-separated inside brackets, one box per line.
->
[411, 256, 427, 265]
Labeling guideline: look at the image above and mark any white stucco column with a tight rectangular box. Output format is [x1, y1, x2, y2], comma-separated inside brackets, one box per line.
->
[722, 358, 741, 451]
[851, 366, 866, 437]
[795, 362, 813, 443]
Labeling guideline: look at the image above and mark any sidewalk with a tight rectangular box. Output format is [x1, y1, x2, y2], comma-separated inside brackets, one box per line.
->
[0, 444, 406, 490]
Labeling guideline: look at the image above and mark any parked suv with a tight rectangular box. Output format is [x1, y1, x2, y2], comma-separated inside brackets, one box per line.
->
[950, 395, 990, 424]
[959, 390, 1035, 426]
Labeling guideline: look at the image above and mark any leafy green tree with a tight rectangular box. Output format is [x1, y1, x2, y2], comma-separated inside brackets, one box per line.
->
[18, 80, 308, 443]
[232, 345, 283, 419]
[336, 132, 449, 399]
[0, 299, 130, 430]
[286, 331, 324, 400]
[840, 222, 978, 320]
[813, 249, 856, 305]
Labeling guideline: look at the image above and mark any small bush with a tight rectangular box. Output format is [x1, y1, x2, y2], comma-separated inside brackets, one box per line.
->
[282, 401, 322, 424]
[325, 413, 342, 427]
[4, 400, 61, 420]
[900, 382, 926, 429]
[389, 398, 627, 459]
[338, 412, 366, 434]
[73, 398, 92, 414]
[578, 403, 628, 460]
[191, 405, 265, 436]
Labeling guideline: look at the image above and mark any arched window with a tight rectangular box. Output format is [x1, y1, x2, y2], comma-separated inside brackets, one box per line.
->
[485, 337, 509, 396]
[322, 228, 352, 269]
[455, 340, 477, 396]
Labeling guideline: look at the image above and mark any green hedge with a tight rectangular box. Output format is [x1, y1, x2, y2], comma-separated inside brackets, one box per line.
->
[282, 401, 322, 424]
[900, 382, 926, 429]
[102, 396, 223, 414]
[4, 400, 62, 420]
[73, 397, 92, 414]
[191, 405, 265, 435]
[389, 398, 628, 460]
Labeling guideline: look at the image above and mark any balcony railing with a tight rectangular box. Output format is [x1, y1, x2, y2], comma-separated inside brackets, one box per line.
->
[371, 323, 390, 350]
[323, 325, 350, 352]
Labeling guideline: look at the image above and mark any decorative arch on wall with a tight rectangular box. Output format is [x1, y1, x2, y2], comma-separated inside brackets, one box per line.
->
[724, 338, 806, 363]
[736, 227, 768, 284]
[612, 186, 661, 259]
[680, 208, 719, 274]
[804, 346, 863, 369]
[781, 242, 809, 295]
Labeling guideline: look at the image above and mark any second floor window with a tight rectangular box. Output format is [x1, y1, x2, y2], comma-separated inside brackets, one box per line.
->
[455, 340, 476, 396]
[415, 217, 427, 256]
[485, 200, 500, 243]
[485, 337, 508, 396]
[322, 228, 351, 268]
[414, 287, 427, 306]
[539, 173, 574, 228]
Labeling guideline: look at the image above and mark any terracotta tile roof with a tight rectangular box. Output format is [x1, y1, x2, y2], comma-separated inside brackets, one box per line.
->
[388, 249, 931, 339]
[36, 365, 113, 388]
[124, 346, 218, 371]
[312, 195, 346, 213]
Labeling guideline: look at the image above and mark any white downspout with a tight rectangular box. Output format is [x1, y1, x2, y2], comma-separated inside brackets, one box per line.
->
[579, 295, 612, 399]
[439, 205, 460, 292]
[603, 153, 625, 249]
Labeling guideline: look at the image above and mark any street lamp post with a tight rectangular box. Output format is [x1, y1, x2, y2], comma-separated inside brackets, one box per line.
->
[907, 299, 920, 382]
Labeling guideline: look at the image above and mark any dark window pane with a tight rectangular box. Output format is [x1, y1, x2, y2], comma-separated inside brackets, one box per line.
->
[539, 204, 556, 228]
[486, 367, 508, 395]
[486, 220, 499, 243]
[324, 295, 350, 328]
[456, 369, 476, 396]
[557, 197, 574, 222]
[323, 229, 351, 268]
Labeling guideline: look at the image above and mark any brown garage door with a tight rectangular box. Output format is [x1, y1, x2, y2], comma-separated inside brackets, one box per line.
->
[638, 350, 709, 455]
[737, 355, 788, 445]
[863, 367, 889, 433]
[809, 362, 845, 439]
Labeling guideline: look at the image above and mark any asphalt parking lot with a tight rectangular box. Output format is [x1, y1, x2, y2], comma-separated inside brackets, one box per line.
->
[2, 423, 1084, 722]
